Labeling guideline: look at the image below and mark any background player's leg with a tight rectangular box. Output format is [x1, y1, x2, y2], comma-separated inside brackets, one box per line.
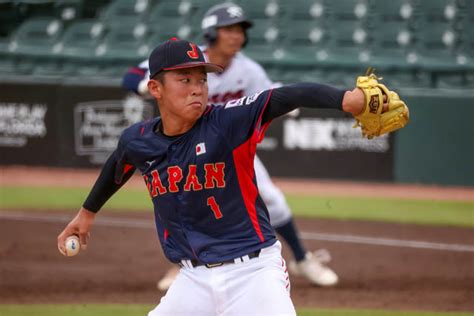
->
[148, 267, 215, 316]
[254, 155, 338, 287]
[156, 265, 180, 291]
[254, 155, 306, 260]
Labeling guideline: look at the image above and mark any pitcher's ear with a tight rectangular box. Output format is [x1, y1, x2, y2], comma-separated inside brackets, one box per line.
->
[148, 79, 162, 99]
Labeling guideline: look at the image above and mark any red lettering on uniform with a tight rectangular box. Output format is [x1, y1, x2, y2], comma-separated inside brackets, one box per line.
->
[184, 165, 203, 191]
[207, 196, 223, 219]
[168, 166, 184, 193]
[150, 169, 167, 197]
[204, 163, 225, 189]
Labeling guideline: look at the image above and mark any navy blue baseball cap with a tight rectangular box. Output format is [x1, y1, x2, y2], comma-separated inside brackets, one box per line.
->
[148, 38, 223, 79]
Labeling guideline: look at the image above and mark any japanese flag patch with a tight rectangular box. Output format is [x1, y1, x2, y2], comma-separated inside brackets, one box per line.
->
[196, 142, 206, 156]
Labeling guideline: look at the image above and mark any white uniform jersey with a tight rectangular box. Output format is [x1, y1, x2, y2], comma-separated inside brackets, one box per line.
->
[206, 51, 274, 105]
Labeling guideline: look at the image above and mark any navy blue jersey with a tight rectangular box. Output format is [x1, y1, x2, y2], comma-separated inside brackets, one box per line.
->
[115, 90, 276, 263]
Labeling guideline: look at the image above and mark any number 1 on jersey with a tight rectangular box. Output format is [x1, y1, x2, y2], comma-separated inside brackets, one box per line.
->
[207, 196, 223, 219]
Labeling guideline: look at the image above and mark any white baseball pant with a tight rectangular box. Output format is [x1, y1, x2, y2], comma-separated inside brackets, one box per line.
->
[254, 155, 292, 228]
[148, 241, 296, 316]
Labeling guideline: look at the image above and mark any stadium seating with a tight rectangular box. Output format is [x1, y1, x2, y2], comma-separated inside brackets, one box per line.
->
[147, 16, 195, 42]
[60, 20, 106, 58]
[237, 0, 286, 20]
[316, 20, 372, 67]
[100, 0, 152, 27]
[415, 21, 461, 70]
[148, 0, 197, 19]
[276, 20, 328, 66]
[0, 0, 471, 89]
[370, 21, 416, 69]
[5, 17, 64, 75]
[328, 0, 371, 22]
[55, 20, 107, 77]
[243, 18, 285, 64]
[372, 0, 415, 22]
[287, 0, 329, 21]
[54, 0, 84, 22]
[99, 23, 150, 61]
[417, 0, 459, 23]
[8, 17, 63, 55]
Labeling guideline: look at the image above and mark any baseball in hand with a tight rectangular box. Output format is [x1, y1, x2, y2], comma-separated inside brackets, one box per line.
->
[65, 235, 81, 257]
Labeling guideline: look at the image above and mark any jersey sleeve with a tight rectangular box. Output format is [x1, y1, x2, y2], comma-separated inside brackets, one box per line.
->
[82, 129, 136, 212]
[212, 89, 273, 149]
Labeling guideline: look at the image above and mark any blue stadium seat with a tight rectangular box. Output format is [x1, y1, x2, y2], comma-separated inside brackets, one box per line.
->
[372, 0, 416, 25]
[60, 19, 106, 59]
[6, 17, 64, 75]
[278, 20, 329, 66]
[417, 0, 459, 23]
[55, 20, 106, 76]
[243, 19, 285, 65]
[99, 23, 150, 61]
[148, 0, 197, 19]
[237, 0, 286, 20]
[370, 21, 416, 69]
[321, 20, 372, 67]
[9, 17, 63, 56]
[54, 0, 83, 22]
[147, 16, 195, 43]
[415, 21, 461, 70]
[287, 0, 329, 21]
[328, 0, 371, 22]
[100, 0, 152, 27]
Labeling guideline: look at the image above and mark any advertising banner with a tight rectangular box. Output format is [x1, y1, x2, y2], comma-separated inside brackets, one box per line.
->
[0, 82, 392, 181]
[0, 82, 59, 165]
[257, 109, 393, 180]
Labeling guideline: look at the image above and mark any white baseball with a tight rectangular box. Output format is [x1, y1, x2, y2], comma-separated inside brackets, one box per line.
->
[65, 235, 80, 257]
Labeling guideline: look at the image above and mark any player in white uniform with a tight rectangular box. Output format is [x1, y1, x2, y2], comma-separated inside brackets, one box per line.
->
[121, 3, 338, 291]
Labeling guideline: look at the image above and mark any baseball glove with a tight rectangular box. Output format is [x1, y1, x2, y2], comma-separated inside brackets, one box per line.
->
[353, 68, 409, 139]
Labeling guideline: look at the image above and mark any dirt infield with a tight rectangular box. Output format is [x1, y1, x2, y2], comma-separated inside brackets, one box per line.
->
[1, 166, 473, 312]
[0, 212, 473, 312]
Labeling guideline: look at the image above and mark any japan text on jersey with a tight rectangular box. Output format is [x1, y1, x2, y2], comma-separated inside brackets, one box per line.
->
[115, 90, 276, 264]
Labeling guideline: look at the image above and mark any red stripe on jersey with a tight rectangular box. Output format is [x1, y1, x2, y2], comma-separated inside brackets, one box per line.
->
[164, 229, 169, 240]
[231, 92, 273, 242]
[232, 137, 263, 242]
[123, 164, 134, 174]
[255, 90, 273, 142]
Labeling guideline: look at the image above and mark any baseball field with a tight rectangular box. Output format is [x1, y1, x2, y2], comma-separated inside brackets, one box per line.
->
[0, 166, 473, 316]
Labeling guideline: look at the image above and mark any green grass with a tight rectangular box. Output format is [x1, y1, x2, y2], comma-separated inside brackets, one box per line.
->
[0, 304, 151, 316]
[0, 305, 472, 316]
[286, 194, 474, 227]
[0, 186, 152, 211]
[0, 186, 473, 227]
